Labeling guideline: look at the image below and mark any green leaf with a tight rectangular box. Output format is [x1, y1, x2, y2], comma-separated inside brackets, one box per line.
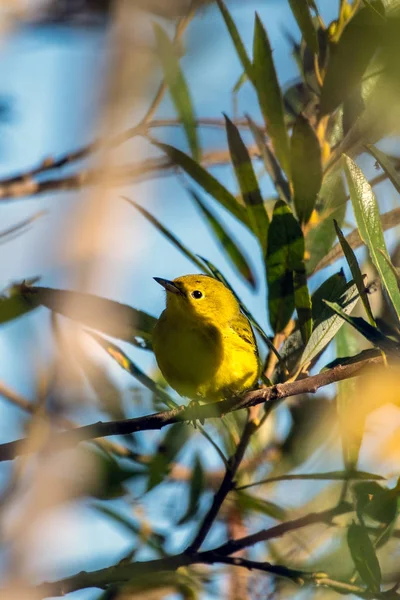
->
[300, 276, 359, 369]
[189, 188, 257, 288]
[266, 200, 310, 337]
[153, 23, 199, 161]
[224, 114, 269, 251]
[344, 154, 400, 321]
[22, 286, 156, 350]
[246, 114, 291, 202]
[0, 293, 34, 326]
[323, 300, 399, 352]
[147, 423, 190, 491]
[366, 144, 400, 194]
[178, 454, 204, 525]
[354, 482, 398, 524]
[334, 219, 375, 325]
[216, 0, 253, 77]
[236, 491, 287, 521]
[320, 4, 384, 115]
[90, 332, 178, 409]
[154, 142, 249, 226]
[237, 470, 384, 490]
[253, 14, 291, 178]
[347, 522, 382, 592]
[290, 115, 322, 224]
[122, 196, 206, 273]
[293, 267, 313, 344]
[288, 0, 318, 54]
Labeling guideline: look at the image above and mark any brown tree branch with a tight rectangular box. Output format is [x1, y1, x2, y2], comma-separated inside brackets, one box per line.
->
[0, 355, 382, 463]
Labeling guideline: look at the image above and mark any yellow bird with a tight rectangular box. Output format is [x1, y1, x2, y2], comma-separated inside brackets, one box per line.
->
[153, 274, 259, 402]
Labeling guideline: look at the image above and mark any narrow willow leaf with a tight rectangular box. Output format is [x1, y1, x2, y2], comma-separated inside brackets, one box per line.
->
[216, 0, 253, 77]
[288, 0, 318, 54]
[293, 268, 313, 344]
[224, 114, 269, 251]
[189, 189, 257, 288]
[246, 115, 291, 202]
[300, 278, 359, 369]
[290, 115, 322, 224]
[90, 332, 178, 409]
[122, 196, 205, 272]
[148, 423, 190, 491]
[320, 4, 384, 115]
[334, 219, 375, 325]
[178, 454, 204, 524]
[323, 300, 399, 353]
[344, 154, 400, 321]
[23, 286, 156, 350]
[366, 144, 400, 193]
[237, 470, 384, 490]
[236, 491, 287, 521]
[154, 142, 249, 226]
[153, 23, 199, 161]
[266, 200, 310, 337]
[233, 71, 248, 94]
[253, 14, 291, 178]
[347, 522, 382, 593]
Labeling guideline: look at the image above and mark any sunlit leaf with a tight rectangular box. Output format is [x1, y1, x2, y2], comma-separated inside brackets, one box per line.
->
[224, 114, 269, 251]
[253, 14, 291, 177]
[189, 188, 257, 288]
[347, 522, 381, 592]
[334, 219, 375, 325]
[344, 154, 400, 321]
[153, 23, 199, 161]
[366, 144, 400, 194]
[216, 0, 253, 77]
[288, 0, 318, 54]
[22, 285, 156, 350]
[90, 332, 178, 409]
[290, 115, 322, 224]
[320, 3, 384, 115]
[122, 196, 206, 272]
[0, 294, 34, 326]
[154, 142, 249, 226]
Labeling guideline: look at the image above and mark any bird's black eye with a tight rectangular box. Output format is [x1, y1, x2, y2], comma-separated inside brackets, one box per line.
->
[191, 290, 203, 299]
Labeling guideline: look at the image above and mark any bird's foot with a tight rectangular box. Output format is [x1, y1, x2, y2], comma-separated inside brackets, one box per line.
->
[187, 399, 204, 428]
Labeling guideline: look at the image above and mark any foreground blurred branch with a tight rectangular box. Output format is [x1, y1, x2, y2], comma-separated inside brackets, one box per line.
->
[0, 354, 382, 462]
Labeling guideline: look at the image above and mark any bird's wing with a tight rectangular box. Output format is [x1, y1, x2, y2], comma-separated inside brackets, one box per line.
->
[229, 312, 258, 358]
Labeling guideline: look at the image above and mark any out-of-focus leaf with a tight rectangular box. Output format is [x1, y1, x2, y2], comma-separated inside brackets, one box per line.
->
[225, 114, 269, 251]
[233, 71, 248, 94]
[153, 23, 199, 161]
[300, 278, 359, 369]
[266, 200, 311, 341]
[343, 83, 365, 136]
[306, 169, 347, 274]
[320, 4, 385, 115]
[344, 155, 400, 321]
[347, 522, 382, 592]
[122, 196, 206, 272]
[294, 266, 313, 344]
[0, 293, 34, 325]
[366, 144, 400, 194]
[90, 332, 178, 409]
[323, 300, 399, 353]
[147, 423, 190, 491]
[154, 142, 249, 226]
[21, 285, 156, 350]
[290, 115, 322, 224]
[253, 14, 291, 178]
[216, 0, 253, 77]
[237, 470, 384, 490]
[178, 454, 204, 524]
[189, 188, 257, 288]
[354, 482, 398, 524]
[246, 115, 291, 202]
[288, 0, 318, 54]
[236, 490, 287, 521]
[334, 219, 375, 325]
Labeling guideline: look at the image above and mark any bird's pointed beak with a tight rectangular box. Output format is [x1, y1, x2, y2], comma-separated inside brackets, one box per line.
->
[153, 277, 182, 295]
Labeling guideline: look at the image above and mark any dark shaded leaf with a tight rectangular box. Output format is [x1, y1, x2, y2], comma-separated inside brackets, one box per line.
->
[178, 454, 204, 524]
[366, 144, 400, 194]
[147, 423, 190, 491]
[253, 14, 291, 177]
[238, 470, 384, 490]
[154, 142, 249, 226]
[288, 0, 318, 54]
[354, 482, 398, 524]
[224, 114, 269, 251]
[344, 154, 400, 321]
[122, 196, 206, 272]
[320, 3, 384, 115]
[347, 522, 381, 592]
[290, 115, 322, 224]
[334, 219, 375, 325]
[22, 285, 156, 350]
[153, 23, 199, 160]
[189, 188, 257, 288]
[90, 332, 178, 409]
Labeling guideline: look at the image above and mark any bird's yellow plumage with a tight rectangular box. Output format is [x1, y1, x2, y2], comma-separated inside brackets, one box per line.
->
[153, 275, 259, 402]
